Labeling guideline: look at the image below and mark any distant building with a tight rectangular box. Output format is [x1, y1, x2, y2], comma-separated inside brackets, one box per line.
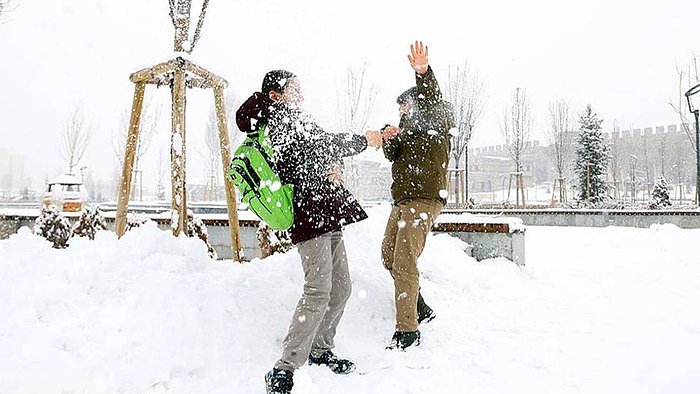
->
[466, 123, 696, 203]
[0, 148, 25, 197]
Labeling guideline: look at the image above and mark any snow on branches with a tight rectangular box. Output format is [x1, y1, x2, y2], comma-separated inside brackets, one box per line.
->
[256, 222, 292, 258]
[650, 176, 672, 209]
[71, 206, 108, 240]
[34, 206, 71, 249]
[574, 105, 610, 205]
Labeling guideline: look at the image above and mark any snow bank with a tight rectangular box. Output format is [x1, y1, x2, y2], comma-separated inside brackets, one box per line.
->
[1, 206, 699, 393]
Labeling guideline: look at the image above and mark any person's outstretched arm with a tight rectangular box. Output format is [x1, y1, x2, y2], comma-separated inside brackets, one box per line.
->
[408, 41, 443, 106]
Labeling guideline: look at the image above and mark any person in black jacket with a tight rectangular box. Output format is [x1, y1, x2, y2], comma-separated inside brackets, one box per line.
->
[237, 70, 382, 394]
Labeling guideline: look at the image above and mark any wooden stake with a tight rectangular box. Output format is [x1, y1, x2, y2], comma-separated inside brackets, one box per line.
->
[171, 66, 187, 236]
[115, 82, 146, 237]
[213, 87, 243, 262]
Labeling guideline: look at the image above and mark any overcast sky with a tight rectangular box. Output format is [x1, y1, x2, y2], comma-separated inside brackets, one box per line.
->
[1, 0, 699, 188]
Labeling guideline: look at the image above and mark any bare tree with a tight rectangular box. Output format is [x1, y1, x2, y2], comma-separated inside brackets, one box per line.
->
[640, 130, 654, 198]
[669, 55, 699, 154]
[336, 61, 378, 134]
[336, 61, 378, 196]
[111, 100, 161, 200]
[202, 111, 222, 201]
[60, 109, 92, 174]
[201, 89, 241, 201]
[155, 149, 168, 200]
[547, 98, 575, 202]
[0, 0, 16, 24]
[445, 62, 485, 203]
[501, 88, 532, 205]
[607, 120, 625, 200]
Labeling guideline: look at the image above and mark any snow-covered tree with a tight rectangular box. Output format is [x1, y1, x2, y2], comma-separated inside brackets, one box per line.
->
[71, 206, 107, 240]
[574, 105, 610, 204]
[34, 206, 71, 249]
[256, 222, 292, 258]
[650, 176, 671, 209]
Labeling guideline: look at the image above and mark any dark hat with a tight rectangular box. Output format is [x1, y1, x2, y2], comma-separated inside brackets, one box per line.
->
[262, 69, 296, 95]
[397, 87, 418, 104]
[236, 92, 273, 132]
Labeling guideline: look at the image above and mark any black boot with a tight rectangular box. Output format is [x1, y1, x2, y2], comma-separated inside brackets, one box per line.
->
[417, 292, 436, 325]
[308, 350, 356, 374]
[386, 330, 421, 350]
[265, 368, 294, 394]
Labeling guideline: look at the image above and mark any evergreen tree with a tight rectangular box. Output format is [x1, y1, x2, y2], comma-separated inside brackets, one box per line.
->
[574, 105, 610, 204]
[650, 176, 671, 209]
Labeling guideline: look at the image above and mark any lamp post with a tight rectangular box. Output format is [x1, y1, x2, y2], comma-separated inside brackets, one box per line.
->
[685, 83, 700, 206]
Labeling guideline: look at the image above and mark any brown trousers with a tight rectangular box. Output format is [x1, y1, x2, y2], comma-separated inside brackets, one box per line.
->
[381, 198, 444, 332]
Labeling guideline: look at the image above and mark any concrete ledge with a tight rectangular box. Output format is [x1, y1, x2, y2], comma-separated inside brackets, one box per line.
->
[2, 212, 526, 264]
[433, 217, 526, 266]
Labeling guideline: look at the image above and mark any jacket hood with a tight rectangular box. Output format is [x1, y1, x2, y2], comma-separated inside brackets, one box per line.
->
[235, 92, 273, 134]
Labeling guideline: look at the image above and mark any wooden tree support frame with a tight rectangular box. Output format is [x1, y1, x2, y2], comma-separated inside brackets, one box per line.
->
[114, 56, 243, 262]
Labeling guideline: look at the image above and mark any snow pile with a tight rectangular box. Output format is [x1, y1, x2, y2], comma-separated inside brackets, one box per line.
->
[1, 205, 700, 393]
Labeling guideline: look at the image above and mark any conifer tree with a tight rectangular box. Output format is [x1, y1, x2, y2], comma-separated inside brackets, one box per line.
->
[574, 105, 610, 204]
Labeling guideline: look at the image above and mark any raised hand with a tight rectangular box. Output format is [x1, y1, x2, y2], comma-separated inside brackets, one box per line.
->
[407, 41, 429, 74]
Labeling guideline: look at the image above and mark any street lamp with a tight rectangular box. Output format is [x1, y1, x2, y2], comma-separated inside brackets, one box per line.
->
[685, 83, 700, 206]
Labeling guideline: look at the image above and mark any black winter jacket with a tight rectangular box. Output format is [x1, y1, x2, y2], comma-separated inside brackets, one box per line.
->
[236, 94, 368, 244]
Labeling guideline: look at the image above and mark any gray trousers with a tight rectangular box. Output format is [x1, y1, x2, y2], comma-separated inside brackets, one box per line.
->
[275, 230, 352, 371]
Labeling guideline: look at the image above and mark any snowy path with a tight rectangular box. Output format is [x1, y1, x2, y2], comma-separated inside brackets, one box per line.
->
[1, 206, 699, 393]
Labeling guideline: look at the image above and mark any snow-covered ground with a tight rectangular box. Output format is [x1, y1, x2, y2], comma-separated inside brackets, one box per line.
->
[1, 204, 699, 393]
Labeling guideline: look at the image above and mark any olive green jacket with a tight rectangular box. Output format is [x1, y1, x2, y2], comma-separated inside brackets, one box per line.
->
[383, 66, 455, 204]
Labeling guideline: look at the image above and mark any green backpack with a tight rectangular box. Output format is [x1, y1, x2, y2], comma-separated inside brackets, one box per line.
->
[227, 126, 294, 230]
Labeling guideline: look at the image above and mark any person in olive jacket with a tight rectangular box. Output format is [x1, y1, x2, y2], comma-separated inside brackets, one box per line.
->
[236, 70, 383, 394]
[380, 41, 455, 350]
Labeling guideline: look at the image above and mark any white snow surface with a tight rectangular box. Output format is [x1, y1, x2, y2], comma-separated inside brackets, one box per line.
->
[1, 205, 699, 393]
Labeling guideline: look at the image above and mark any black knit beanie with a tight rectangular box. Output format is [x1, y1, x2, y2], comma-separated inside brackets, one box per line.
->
[262, 70, 296, 95]
[397, 87, 418, 104]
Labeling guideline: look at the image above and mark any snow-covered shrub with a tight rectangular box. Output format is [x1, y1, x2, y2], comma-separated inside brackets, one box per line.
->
[33, 205, 71, 249]
[184, 210, 217, 259]
[71, 206, 107, 240]
[125, 213, 150, 232]
[256, 221, 292, 258]
[650, 177, 671, 209]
